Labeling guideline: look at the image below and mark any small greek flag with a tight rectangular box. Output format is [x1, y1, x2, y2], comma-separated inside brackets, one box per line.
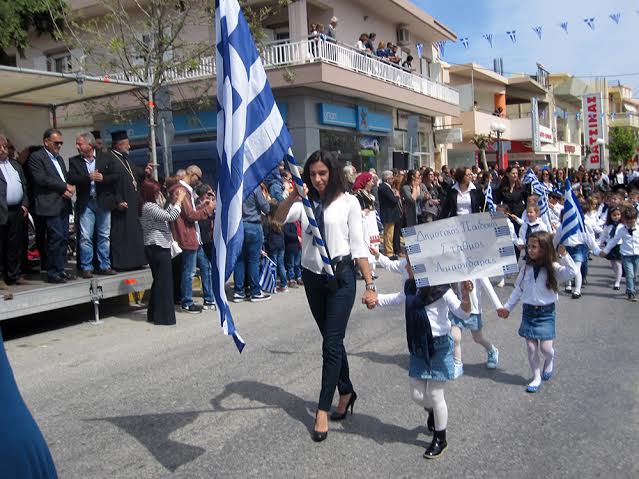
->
[502, 264, 519, 275]
[460, 37, 470, 49]
[483, 33, 494, 48]
[559, 179, 586, 244]
[533, 26, 543, 40]
[259, 255, 277, 293]
[609, 13, 621, 25]
[416, 278, 431, 287]
[412, 264, 427, 274]
[406, 244, 422, 255]
[485, 183, 496, 213]
[213, 0, 292, 352]
[584, 17, 595, 31]
[499, 245, 516, 257]
[494, 225, 511, 237]
[403, 226, 417, 237]
[523, 168, 549, 218]
[560, 22, 569, 34]
[506, 30, 517, 44]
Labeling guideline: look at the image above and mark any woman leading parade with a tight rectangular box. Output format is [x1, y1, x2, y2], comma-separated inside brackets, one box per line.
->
[275, 151, 377, 442]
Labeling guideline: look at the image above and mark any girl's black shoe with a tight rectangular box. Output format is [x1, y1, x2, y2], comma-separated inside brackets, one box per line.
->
[329, 391, 357, 421]
[423, 429, 447, 459]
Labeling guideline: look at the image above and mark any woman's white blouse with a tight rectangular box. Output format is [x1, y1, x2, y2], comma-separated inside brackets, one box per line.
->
[504, 255, 577, 311]
[286, 193, 369, 274]
[377, 289, 469, 337]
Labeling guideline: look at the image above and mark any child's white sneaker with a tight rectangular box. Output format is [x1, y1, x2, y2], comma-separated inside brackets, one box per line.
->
[496, 278, 505, 288]
[453, 361, 464, 379]
[486, 347, 499, 369]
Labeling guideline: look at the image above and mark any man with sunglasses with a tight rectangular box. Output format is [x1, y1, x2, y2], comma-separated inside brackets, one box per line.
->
[28, 129, 75, 283]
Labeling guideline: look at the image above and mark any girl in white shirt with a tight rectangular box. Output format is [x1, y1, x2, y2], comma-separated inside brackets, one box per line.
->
[374, 256, 472, 459]
[498, 232, 577, 393]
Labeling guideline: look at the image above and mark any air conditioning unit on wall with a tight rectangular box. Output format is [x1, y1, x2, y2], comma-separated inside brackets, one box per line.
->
[397, 25, 410, 46]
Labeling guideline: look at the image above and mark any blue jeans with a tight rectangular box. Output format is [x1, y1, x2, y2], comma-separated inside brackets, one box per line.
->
[233, 222, 264, 297]
[622, 255, 639, 295]
[271, 248, 287, 287]
[78, 199, 111, 271]
[285, 249, 302, 281]
[45, 213, 69, 279]
[180, 249, 198, 307]
[196, 246, 214, 303]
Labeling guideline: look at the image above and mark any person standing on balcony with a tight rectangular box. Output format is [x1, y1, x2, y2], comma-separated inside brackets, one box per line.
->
[327, 16, 338, 42]
[109, 130, 151, 271]
[365, 33, 376, 51]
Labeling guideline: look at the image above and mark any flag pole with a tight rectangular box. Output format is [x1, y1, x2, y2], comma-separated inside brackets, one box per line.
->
[284, 148, 335, 278]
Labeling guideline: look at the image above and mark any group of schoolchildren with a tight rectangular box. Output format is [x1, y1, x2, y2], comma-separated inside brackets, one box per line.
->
[367, 185, 638, 460]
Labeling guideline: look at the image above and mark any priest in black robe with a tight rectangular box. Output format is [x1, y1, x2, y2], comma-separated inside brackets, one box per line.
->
[108, 130, 150, 270]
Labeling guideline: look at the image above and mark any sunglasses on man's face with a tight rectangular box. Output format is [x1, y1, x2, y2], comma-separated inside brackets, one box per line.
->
[51, 141, 64, 146]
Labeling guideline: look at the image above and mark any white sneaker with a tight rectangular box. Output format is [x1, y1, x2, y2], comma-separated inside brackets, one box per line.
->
[486, 347, 499, 369]
[453, 361, 464, 379]
[496, 278, 505, 288]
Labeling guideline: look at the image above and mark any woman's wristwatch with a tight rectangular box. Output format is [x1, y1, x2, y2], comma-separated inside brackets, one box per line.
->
[365, 282, 377, 291]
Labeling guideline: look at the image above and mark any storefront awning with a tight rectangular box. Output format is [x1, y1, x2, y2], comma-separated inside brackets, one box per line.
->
[624, 104, 638, 113]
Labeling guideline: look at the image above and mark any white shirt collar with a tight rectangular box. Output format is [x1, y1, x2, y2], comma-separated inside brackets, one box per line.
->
[453, 182, 476, 194]
[179, 179, 193, 194]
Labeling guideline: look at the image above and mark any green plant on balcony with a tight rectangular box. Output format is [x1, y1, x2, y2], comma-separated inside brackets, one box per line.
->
[471, 133, 495, 171]
[608, 126, 639, 167]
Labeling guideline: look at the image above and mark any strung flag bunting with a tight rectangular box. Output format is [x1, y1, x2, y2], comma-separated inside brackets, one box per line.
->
[415, 42, 424, 59]
[611, 112, 617, 120]
[584, 17, 595, 31]
[483, 33, 494, 48]
[507, 30, 517, 44]
[560, 21, 569, 34]
[460, 37, 470, 49]
[533, 26, 543, 40]
[609, 13, 621, 24]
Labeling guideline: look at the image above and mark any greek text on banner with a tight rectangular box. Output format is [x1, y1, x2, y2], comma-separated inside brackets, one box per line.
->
[402, 213, 519, 287]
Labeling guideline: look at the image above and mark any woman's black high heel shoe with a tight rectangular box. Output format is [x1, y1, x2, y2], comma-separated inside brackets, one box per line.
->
[329, 391, 357, 421]
[311, 412, 328, 442]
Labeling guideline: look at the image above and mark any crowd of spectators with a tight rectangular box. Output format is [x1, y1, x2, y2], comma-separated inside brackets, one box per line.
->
[3, 126, 639, 321]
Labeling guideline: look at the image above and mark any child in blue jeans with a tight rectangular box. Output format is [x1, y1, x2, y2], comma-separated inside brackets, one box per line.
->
[264, 205, 289, 293]
[283, 221, 302, 288]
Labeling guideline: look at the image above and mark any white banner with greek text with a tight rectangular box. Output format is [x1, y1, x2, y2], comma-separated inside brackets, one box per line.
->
[402, 213, 519, 287]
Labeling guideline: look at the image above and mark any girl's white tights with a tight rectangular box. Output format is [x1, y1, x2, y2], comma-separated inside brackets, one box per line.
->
[526, 339, 555, 387]
[452, 326, 493, 362]
[611, 260, 623, 288]
[567, 261, 583, 294]
[410, 378, 447, 431]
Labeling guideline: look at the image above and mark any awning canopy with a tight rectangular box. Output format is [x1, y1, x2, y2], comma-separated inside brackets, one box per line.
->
[0, 65, 148, 109]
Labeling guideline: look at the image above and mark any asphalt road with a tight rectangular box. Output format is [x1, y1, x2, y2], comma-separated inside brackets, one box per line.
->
[3, 257, 638, 478]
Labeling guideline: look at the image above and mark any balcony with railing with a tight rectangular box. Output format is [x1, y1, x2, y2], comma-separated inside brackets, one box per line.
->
[112, 39, 459, 110]
[610, 112, 639, 129]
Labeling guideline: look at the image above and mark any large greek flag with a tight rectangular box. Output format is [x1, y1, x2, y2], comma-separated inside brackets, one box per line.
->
[212, 0, 292, 352]
[559, 179, 586, 244]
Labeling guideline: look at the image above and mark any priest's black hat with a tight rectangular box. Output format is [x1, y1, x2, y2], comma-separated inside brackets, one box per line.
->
[91, 130, 101, 140]
[111, 130, 128, 143]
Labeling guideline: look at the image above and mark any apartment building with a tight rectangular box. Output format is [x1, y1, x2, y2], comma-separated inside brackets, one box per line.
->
[1, 0, 460, 173]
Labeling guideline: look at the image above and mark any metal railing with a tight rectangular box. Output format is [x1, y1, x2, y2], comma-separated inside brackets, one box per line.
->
[109, 39, 459, 106]
[260, 38, 459, 105]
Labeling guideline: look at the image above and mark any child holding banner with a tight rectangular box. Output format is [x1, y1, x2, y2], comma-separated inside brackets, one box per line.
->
[498, 232, 576, 393]
[370, 247, 472, 459]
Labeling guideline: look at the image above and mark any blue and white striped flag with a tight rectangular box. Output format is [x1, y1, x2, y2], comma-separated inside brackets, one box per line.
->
[523, 168, 549, 217]
[259, 255, 277, 294]
[212, 0, 292, 352]
[485, 183, 496, 213]
[559, 179, 586, 244]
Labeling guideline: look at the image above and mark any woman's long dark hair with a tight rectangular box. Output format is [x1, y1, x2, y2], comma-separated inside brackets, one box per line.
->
[499, 166, 521, 192]
[302, 150, 346, 207]
[527, 231, 558, 292]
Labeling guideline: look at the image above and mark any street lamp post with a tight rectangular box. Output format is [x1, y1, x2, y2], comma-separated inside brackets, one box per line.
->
[490, 122, 507, 169]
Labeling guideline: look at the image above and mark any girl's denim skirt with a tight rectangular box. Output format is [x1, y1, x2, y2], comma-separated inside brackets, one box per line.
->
[449, 311, 482, 332]
[519, 303, 556, 340]
[409, 335, 455, 381]
[566, 244, 588, 263]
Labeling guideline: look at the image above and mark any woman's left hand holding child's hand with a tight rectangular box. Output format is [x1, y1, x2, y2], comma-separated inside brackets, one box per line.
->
[497, 308, 509, 319]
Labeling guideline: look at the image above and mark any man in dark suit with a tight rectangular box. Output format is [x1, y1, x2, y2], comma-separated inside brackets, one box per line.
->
[378, 170, 401, 260]
[67, 132, 118, 278]
[28, 129, 75, 283]
[0, 135, 30, 288]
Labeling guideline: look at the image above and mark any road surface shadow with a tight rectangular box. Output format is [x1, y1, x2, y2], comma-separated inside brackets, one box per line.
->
[210, 380, 428, 448]
[461, 363, 526, 386]
[350, 350, 409, 370]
